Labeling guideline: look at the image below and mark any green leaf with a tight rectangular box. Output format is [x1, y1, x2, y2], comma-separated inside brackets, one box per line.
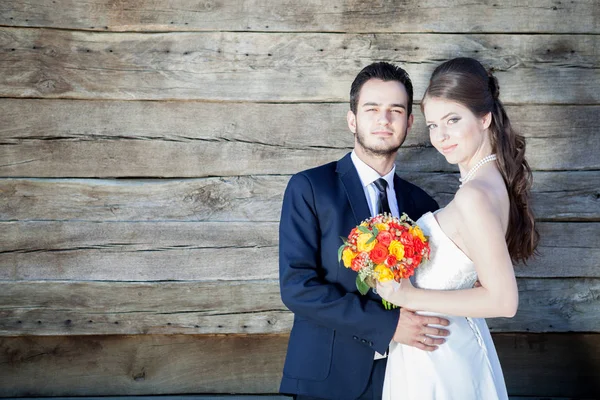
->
[366, 235, 376, 244]
[338, 244, 346, 263]
[357, 225, 371, 234]
[371, 226, 379, 237]
[356, 275, 370, 295]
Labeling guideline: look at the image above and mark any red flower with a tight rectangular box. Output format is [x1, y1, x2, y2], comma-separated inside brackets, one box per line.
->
[400, 231, 413, 245]
[376, 231, 393, 247]
[348, 227, 360, 244]
[370, 244, 389, 264]
[413, 254, 422, 265]
[404, 245, 415, 258]
[413, 237, 425, 253]
[389, 221, 404, 231]
[386, 254, 397, 266]
[350, 255, 363, 272]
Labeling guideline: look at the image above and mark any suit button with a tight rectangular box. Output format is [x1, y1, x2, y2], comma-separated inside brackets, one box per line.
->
[361, 339, 367, 343]
[369, 341, 374, 346]
[353, 336, 358, 340]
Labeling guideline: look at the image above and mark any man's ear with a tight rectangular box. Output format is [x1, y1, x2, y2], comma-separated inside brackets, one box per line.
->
[407, 113, 414, 132]
[347, 110, 357, 134]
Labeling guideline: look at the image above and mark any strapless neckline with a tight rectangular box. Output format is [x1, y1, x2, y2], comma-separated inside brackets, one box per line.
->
[420, 211, 474, 265]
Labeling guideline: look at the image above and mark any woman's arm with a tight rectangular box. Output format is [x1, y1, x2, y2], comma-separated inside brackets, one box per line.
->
[377, 184, 518, 318]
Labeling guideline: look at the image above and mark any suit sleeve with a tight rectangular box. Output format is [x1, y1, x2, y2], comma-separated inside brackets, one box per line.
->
[279, 173, 398, 354]
[411, 184, 440, 218]
[424, 194, 440, 214]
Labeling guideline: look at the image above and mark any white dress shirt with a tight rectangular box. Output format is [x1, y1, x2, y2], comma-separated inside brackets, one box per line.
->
[350, 151, 398, 359]
[351, 151, 400, 218]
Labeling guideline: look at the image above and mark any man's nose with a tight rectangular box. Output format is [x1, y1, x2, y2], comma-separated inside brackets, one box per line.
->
[377, 110, 391, 125]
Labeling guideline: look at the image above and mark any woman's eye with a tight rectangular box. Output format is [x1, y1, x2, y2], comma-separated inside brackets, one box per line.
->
[448, 117, 460, 124]
[427, 124, 437, 130]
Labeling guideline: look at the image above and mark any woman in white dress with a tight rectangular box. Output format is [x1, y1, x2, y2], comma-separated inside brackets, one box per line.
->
[377, 57, 540, 399]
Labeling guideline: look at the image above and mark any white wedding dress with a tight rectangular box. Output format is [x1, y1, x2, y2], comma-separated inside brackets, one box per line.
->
[382, 211, 508, 400]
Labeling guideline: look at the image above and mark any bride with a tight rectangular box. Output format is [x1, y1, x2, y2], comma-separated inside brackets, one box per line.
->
[377, 57, 539, 399]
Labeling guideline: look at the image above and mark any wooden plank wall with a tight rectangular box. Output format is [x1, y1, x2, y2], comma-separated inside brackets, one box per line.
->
[0, 1, 599, 397]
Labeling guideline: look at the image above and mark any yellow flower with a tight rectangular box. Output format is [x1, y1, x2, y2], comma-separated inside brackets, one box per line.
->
[375, 264, 394, 282]
[356, 233, 377, 252]
[410, 226, 426, 242]
[388, 240, 405, 260]
[374, 223, 388, 232]
[342, 247, 357, 268]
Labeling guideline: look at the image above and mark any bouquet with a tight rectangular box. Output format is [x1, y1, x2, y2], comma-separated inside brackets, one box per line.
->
[338, 213, 430, 308]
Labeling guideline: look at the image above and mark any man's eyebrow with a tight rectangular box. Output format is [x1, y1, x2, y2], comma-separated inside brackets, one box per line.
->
[361, 102, 406, 109]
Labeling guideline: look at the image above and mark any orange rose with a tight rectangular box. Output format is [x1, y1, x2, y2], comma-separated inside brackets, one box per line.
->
[370, 243, 389, 264]
[376, 231, 393, 247]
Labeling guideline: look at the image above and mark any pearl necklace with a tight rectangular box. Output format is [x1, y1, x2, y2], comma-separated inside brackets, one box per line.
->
[459, 154, 497, 187]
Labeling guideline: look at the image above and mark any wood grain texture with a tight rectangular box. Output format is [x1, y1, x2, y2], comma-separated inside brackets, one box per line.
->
[1, 333, 600, 397]
[1, 171, 597, 223]
[0, 334, 287, 396]
[0, 281, 292, 336]
[1, 0, 598, 33]
[0, 221, 598, 281]
[1, 100, 598, 177]
[0, 221, 279, 281]
[1, 29, 598, 103]
[1, 279, 599, 335]
[0, 176, 287, 222]
[0, 1, 597, 398]
[405, 171, 600, 222]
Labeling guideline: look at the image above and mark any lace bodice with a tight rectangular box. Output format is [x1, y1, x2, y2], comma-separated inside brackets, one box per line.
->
[413, 211, 478, 290]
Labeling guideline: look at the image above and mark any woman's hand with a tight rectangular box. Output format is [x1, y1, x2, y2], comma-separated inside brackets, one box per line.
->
[376, 278, 414, 307]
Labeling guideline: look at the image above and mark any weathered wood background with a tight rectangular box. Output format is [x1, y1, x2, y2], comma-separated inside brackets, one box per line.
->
[1, 1, 599, 398]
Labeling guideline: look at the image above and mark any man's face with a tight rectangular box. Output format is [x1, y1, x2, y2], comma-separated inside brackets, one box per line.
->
[347, 79, 413, 157]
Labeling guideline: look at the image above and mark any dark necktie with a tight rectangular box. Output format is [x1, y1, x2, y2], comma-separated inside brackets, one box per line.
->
[373, 178, 391, 215]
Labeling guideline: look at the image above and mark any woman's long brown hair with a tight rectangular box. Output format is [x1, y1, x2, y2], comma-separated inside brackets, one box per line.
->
[421, 57, 539, 263]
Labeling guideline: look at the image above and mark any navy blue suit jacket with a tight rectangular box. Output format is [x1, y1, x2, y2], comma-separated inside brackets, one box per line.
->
[279, 153, 439, 399]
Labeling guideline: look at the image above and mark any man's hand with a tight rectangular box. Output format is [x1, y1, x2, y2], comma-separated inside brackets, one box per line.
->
[392, 309, 450, 351]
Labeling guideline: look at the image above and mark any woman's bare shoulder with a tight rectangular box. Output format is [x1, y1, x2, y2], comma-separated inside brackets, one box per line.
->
[454, 181, 496, 214]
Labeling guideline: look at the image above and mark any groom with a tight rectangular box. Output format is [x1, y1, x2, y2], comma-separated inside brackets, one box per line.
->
[278, 62, 451, 399]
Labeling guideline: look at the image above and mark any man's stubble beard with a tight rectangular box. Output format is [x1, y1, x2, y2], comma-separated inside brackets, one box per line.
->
[354, 126, 407, 157]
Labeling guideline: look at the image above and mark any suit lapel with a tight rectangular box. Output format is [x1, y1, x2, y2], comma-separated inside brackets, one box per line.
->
[393, 174, 407, 216]
[336, 154, 371, 225]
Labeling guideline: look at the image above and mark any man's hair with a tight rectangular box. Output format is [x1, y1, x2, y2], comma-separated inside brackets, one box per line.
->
[349, 62, 414, 116]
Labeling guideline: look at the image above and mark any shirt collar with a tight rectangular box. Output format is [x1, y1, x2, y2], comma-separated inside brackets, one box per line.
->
[350, 150, 396, 188]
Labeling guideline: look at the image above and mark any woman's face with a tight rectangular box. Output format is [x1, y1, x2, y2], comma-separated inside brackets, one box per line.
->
[423, 97, 492, 167]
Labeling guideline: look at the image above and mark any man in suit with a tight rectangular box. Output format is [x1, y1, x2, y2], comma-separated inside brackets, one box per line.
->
[279, 62, 451, 400]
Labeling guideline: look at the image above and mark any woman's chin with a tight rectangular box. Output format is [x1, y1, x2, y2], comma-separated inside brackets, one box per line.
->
[441, 153, 459, 165]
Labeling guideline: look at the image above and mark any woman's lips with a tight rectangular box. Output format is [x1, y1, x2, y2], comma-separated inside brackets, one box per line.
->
[441, 144, 457, 154]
